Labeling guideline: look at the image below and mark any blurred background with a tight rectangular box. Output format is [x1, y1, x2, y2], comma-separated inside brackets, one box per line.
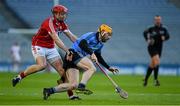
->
[0, 0, 180, 75]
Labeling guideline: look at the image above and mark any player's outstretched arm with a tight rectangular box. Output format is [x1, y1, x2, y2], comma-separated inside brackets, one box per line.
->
[48, 18, 69, 53]
[64, 30, 78, 42]
[95, 51, 119, 74]
[49, 32, 69, 53]
[49, 32, 73, 61]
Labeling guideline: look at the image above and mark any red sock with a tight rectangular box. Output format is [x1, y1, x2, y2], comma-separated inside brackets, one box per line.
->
[67, 90, 73, 97]
[20, 72, 26, 79]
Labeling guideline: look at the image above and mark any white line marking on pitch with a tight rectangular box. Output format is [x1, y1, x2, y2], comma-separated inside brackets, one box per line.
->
[131, 93, 180, 96]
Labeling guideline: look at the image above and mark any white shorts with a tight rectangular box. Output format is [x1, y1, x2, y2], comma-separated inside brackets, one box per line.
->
[31, 46, 61, 63]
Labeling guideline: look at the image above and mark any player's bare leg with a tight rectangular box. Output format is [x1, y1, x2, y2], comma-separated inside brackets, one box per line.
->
[43, 68, 80, 100]
[49, 57, 64, 76]
[12, 56, 47, 87]
[49, 57, 79, 99]
[75, 57, 96, 94]
[66, 68, 81, 100]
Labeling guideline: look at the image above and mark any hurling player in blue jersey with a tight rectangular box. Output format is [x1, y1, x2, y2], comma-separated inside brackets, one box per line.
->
[43, 24, 119, 100]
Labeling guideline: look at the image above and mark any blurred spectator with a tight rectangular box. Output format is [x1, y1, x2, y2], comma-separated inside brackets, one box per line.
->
[10, 42, 21, 72]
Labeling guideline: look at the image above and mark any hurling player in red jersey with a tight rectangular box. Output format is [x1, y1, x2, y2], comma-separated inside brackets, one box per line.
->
[12, 5, 80, 100]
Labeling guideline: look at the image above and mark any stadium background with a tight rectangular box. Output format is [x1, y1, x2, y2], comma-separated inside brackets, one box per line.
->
[0, 0, 180, 105]
[0, 0, 180, 75]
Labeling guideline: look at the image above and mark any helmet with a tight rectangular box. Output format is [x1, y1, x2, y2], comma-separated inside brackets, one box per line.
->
[52, 5, 68, 13]
[98, 24, 112, 35]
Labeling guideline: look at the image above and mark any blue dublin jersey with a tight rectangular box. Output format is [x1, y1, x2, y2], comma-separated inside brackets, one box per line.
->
[72, 32, 104, 56]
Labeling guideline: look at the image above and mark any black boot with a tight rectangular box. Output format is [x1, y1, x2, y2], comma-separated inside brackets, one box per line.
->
[154, 80, 160, 86]
[43, 88, 54, 100]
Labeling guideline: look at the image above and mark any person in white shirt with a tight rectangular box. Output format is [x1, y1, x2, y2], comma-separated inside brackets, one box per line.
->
[11, 42, 21, 72]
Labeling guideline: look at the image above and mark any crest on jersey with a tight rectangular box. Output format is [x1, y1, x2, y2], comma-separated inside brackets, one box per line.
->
[152, 31, 157, 36]
[160, 30, 164, 35]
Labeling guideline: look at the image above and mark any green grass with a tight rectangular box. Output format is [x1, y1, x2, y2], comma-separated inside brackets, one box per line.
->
[0, 72, 180, 105]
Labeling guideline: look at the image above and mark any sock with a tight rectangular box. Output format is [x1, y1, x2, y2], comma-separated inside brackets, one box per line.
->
[17, 72, 25, 80]
[78, 83, 86, 89]
[49, 88, 55, 94]
[154, 65, 159, 80]
[145, 66, 153, 81]
[67, 90, 73, 97]
[19, 72, 26, 79]
[69, 95, 74, 99]
[54, 83, 71, 93]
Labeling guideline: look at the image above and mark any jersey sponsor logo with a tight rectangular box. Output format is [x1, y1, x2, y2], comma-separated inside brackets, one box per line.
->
[91, 47, 99, 50]
[91, 44, 102, 51]
[160, 30, 164, 35]
[55, 27, 63, 35]
[152, 31, 157, 36]
[55, 28, 60, 32]
[57, 31, 63, 36]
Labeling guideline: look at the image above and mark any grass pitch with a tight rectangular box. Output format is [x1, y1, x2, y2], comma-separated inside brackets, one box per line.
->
[0, 72, 180, 105]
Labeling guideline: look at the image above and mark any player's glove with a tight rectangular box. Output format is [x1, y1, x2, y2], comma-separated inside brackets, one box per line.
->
[66, 49, 73, 61]
[68, 49, 74, 56]
[108, 67, 119, 74]
[90, 53, 98, 62]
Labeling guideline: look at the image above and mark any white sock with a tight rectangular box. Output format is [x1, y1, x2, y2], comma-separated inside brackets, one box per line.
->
[17, 75, 22, 80]
[54, 83, 70, 93]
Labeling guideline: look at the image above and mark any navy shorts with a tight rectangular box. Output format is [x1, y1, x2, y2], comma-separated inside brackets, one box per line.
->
[63, 49, 83, 70]
[148, 46, 162, 57]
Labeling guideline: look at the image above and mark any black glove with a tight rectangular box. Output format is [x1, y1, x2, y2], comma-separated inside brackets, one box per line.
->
[66, 49, 74, 61]
[108, 67, 119, 74]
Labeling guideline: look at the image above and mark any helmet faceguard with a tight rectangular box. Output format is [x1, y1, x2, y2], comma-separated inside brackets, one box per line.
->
[98, 24, 112, 43]
[52, 5, 68, 21]
[98, 24, 112, 36]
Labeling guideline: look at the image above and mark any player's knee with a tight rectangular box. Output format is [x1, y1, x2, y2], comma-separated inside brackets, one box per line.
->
[70, 83, 78, 90]
[38, 64, 47, 70]
[57, 67, 65, 76]
[154, 58, 160, 66]
[73, 83, 79, 89]
[149, 61, 154, 68]
[151, 59, 158, 68]
[90, 65, 96, 73]
[155, 61, 160, 66]
[150, 61, 155, 68]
